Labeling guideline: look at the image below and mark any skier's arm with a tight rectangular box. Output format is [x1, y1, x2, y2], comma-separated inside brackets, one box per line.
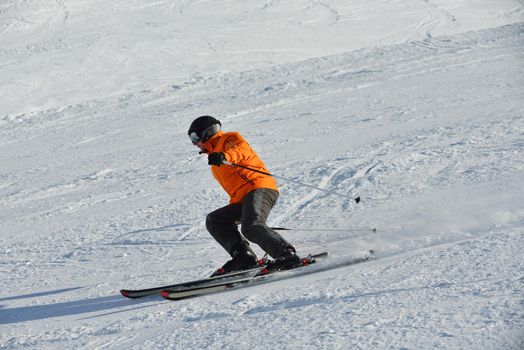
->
[222, 133, 252, 164]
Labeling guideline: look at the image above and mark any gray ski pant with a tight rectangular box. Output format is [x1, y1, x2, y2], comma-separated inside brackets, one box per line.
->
[206, 188, 293, 258]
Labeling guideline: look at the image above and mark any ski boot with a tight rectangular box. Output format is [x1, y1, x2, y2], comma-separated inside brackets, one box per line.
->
[267, 247, 301, 271]
[212, 241, 258, 276]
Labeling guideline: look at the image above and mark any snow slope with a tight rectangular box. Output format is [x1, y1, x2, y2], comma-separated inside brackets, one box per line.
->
[1, 0, 523, 116]
[1, 1, 523, 349]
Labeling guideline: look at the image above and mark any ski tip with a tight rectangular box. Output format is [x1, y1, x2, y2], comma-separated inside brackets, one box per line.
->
[120, 290, 131, 298]
[120, 289, 141, 299]
[159, 290, 171, 299]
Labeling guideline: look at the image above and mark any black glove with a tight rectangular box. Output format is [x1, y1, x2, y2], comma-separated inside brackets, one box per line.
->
[208, 152, 225, 166]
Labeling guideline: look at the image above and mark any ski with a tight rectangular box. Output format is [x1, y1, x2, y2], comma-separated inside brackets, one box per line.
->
[120, 263, 267, 299]
[160, 251, 368, 301]
[120, 253, 327, 299]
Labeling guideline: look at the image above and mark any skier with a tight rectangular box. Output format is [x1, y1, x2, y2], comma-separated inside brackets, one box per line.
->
[188, 116, 299, 275]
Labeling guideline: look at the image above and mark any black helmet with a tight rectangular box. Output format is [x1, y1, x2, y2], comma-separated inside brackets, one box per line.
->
[188, 116, 221, 144]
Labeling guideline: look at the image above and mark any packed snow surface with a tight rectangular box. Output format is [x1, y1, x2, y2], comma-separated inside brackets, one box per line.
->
[1, 1, 523, 349]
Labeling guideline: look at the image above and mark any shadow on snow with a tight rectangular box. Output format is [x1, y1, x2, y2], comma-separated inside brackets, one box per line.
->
[0, 287, 83, 302]
[0, 287, 157, 325]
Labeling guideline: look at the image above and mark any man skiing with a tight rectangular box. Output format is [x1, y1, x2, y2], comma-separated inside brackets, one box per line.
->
[188, 116, 299, 275]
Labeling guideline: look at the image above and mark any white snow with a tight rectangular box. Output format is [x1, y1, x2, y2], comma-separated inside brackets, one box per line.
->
[1, 1, 523, 349]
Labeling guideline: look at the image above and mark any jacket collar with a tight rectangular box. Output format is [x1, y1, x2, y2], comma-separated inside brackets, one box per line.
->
[201, 130, 224, 153]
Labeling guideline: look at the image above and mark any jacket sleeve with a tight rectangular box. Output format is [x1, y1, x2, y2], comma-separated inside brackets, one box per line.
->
[222, 133, 253, 164]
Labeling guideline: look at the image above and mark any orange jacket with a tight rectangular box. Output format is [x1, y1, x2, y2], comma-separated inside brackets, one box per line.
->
[201, 131, 278, 204]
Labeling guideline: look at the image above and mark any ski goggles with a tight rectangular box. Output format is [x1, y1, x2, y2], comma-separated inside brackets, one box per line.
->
[188, 124, 220, 144]
[189, 131, 201, 144]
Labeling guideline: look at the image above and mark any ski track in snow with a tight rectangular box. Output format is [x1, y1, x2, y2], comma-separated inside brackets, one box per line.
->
[0, 2, 523, 349]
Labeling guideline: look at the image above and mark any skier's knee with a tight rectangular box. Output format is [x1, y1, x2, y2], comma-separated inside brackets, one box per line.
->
[205, 212, 216, 231]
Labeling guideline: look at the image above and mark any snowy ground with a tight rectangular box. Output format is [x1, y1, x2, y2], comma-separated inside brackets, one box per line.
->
[1, 1, 524, 349]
